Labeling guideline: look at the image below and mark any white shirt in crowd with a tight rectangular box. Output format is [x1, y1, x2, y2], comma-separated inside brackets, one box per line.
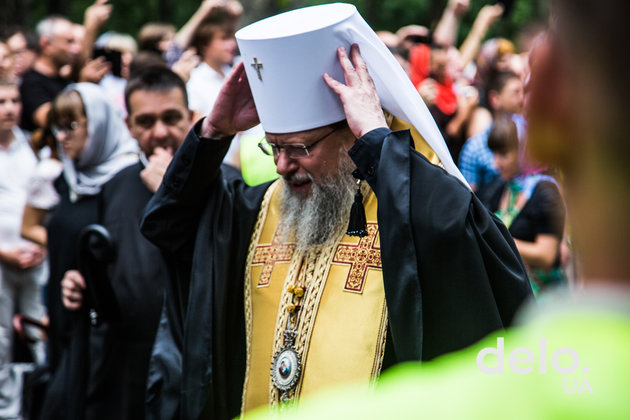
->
[0, 127, 37, 250]
[186, 62, 233, 115]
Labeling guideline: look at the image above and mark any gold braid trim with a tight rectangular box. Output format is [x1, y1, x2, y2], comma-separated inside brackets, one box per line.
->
[241, 180, 281, 414]
[268, 247, 304, 404]
[370, 301, 389, 385]
[293, 244, 336, 398]
[268, 238, 340, 405]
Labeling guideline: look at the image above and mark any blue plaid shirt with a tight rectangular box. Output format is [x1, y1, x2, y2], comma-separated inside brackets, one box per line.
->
[459, 114, 526, 190]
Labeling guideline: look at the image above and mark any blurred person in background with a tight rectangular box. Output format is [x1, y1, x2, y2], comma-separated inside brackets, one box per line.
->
[39, 83, 139, 420]
[21, 128, 63, 248]
[459, 70, 525, 191]
[0, 42, 14, 82]
[409, 1, 504, 163]
[478, 115, 565, 296]
[0, 78, 47, 419]
[186, 2, 241, 116]
[5, 28, 38, 84]
[144, 0, 243, 68]
[137, 23, 177, 56]
[93, 31, 138, 114]
[19, 16, 82, 132]
[137, 23, 200, 83]
[186, 8, 243, 171]
[466, 37, 518, 136]
[135, 0, 243, 85]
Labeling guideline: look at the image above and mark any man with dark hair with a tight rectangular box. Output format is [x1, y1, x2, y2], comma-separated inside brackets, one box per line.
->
[52, 66, 194, 419]
[459, 70, 525, 191]
[124, 65, 191, 187]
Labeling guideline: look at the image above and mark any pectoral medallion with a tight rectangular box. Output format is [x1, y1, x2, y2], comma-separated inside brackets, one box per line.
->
[271, 329, 301, 400]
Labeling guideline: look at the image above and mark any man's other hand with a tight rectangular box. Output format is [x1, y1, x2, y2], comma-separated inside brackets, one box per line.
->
[141, 147, 174, 193]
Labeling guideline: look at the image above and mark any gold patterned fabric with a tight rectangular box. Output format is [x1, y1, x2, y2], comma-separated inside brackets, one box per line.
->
[386, 113, 442, 167]
[241, 181, 387, 414]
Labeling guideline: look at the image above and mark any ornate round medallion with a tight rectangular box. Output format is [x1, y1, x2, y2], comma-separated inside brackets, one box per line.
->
[271, 345, 302, 392]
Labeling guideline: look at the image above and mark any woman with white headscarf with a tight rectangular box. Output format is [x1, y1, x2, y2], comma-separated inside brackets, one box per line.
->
[53, 82, 139, 202]
[40, 82, 138, 418]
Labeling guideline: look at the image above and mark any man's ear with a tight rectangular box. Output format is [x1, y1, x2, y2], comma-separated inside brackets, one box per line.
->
[488, 90, 500, 112]
[39, 36, 50, 54]
[199, 43, 209, 61]
[125, 114, 133, 132]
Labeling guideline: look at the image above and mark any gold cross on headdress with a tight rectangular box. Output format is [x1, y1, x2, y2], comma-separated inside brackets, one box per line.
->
[251, 57, 263, 81]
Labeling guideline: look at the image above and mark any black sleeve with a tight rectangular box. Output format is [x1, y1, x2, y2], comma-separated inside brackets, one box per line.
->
[476, 178, 506, 213]
[140, 120, 233, 258]
[139, 120, 269, 420]
[349, 128, 532, 361]
[19, 71, 69, 131]
[529, 181, 566, 239]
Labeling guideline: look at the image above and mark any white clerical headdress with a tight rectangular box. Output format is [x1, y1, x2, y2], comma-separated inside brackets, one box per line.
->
[235, 3, 468, 186]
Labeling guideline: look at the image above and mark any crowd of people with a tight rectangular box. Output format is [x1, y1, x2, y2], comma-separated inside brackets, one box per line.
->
[2, 0, 620, 419]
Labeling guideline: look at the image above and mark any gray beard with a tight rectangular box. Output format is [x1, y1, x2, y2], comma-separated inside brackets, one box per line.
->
[279, 154, 357, 253]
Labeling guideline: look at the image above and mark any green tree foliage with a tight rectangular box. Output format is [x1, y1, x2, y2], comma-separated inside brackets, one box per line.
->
[7, 0, 547, 49]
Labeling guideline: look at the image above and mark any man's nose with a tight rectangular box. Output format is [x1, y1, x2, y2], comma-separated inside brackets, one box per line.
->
[274, 149, 298, 176]
[151, 119, 170, 139]
[70, 43, 81, 56]
[54, 129, 68, 140]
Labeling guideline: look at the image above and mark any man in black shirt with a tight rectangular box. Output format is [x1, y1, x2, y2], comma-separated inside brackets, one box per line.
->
[19, 16, 80, 132]
[51, 67, 194, 419]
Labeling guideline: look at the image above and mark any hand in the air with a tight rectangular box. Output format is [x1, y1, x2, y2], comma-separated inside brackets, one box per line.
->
[202, 62, 259, 137]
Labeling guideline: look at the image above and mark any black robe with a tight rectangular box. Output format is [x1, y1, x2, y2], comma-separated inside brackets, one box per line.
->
[84, 163, 167, 419]
[41, 176, 100, 420]
[42, 163, 169, 420]
[140, 123, 532, 419]
[45, 176, 99, 371]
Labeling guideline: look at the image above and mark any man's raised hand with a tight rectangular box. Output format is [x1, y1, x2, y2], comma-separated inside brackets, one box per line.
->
[202, 62, 259, 138]
[323, 44, 387, 139]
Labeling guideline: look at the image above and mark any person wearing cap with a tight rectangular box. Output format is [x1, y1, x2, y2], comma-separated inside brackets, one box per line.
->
[140, 4, 531, 419]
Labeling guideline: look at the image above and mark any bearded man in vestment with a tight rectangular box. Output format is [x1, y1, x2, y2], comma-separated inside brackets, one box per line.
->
[140, 4, 532, 419]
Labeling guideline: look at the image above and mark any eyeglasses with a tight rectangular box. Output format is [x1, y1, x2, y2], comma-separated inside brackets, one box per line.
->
[258, 124, 344, 159]
[132, 110, 185, 130]
[51, 120, 84, 137]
